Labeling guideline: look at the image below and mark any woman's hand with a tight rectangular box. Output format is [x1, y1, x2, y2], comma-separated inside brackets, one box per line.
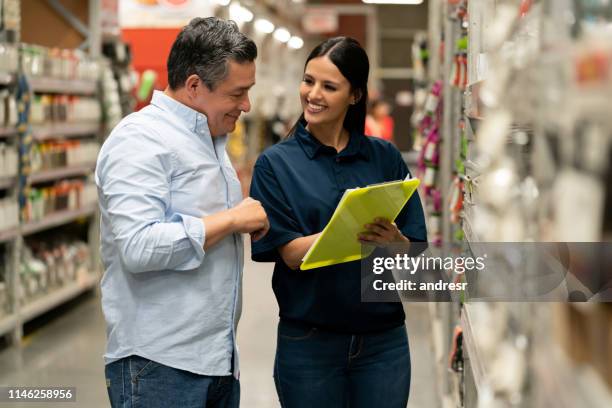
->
[358, 218, 408, 246]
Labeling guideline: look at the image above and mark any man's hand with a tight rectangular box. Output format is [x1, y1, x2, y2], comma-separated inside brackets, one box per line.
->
[228, 197, 270, 241]
[358, 218, 408, 246]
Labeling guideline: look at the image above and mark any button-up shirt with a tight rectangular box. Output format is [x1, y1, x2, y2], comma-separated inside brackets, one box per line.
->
[95, 90, 243, 377]
[250, 121, 426, 333]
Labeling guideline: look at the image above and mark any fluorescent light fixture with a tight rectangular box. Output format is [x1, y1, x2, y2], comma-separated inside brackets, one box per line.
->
[362, 0, 423, 4]
[288, 36, 304, 49]
[229, 3, 253, 23]
[274, 27, 291, 43]
[254, 18, 275, 34]
[215, 0, 231, 5]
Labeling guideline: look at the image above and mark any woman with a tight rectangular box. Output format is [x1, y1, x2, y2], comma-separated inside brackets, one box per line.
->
[250, 37, 427, 408]
[365, 99, 395, 143]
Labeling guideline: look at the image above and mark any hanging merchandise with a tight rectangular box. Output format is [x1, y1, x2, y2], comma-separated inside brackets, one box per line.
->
[422, 80, 443, 130]
[448, 176, 463, 225]
[412, 31, 429, 83]
[416, 80, 443, 246]
[429, 189, 443, 246]
[450, 36, 468, 90]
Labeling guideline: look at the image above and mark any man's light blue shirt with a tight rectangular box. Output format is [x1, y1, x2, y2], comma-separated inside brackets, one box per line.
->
[95, 90, 243, 377]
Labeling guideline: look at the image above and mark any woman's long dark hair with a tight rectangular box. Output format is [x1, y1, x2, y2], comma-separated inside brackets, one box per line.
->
[288, 36, 369, 137]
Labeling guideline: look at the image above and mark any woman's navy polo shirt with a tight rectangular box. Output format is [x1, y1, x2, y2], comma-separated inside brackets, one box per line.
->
[250, 123, 427, 334]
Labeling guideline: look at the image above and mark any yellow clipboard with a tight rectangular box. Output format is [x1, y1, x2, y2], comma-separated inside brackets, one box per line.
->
[300, 178, 420, 271]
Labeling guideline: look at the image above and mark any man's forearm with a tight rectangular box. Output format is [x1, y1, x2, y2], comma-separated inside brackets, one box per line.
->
[202, 210, 237, 250]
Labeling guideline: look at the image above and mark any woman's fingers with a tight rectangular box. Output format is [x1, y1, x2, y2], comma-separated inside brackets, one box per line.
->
[359, 218, 403, 245]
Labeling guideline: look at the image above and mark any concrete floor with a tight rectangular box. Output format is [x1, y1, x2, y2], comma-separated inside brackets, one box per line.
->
[0, 246, 438, 408]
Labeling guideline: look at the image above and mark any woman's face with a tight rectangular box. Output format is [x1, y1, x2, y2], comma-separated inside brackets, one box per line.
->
[300, 56, 355, 129]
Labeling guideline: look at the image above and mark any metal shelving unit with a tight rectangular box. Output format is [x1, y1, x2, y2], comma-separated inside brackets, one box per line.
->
[20, 273, 99, 323]
[0, 227, 19, 244]
[0, 127, 18, 138]
[0, 71, 15, 85]
[27, 77, 97, 95]
[0, 25, 104, 344]
[0, 1, 103, 343]
[0, 175, 17, 190]
[427, 0, 612, 406]
[29, 163, 95, 184]
[460, 304, 487, 396]
[0, 314, 17, 337]
[31, 122, 100, 141]
[21, 205, 97, 236]
[0, 60, 20, 345]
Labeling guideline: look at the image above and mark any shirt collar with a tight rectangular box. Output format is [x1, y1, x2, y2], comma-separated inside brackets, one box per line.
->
[295, 121, 369, 161]
[150, 90, 213, 137]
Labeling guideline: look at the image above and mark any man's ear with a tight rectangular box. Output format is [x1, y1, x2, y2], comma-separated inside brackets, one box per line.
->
[185, 74, 201, 97]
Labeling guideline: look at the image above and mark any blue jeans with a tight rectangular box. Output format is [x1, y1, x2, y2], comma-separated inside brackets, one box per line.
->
[274, 321, 411, 408]
[105, 355, 239, 408]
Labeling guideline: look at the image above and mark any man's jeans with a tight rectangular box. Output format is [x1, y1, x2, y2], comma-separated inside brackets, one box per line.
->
[274, 321, 411, 408]
[105, 355, 239, 408]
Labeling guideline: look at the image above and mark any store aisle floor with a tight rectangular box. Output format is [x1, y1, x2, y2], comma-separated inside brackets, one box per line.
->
[0, 245, 438, 408]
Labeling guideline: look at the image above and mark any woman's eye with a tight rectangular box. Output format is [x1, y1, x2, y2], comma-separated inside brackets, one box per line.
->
[325, 85, 336, 91]
[303, 78, 313, 84]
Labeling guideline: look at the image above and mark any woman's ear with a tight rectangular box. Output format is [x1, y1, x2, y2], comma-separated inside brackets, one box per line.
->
[352, 89, 363, 105]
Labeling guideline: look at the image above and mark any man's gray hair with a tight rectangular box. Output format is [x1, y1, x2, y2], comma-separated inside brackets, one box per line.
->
[167, 17, 257, 90]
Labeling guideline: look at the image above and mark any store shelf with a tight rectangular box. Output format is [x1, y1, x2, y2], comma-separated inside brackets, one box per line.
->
[0, 175, 17, 189]
[21, 205, 97, 236]
[0, 313, 17, 337]
[461, 206, 480, 243]
[0, 127, 18, 138]
[465, 81, 485, 121]
[20, 274, 98, 323]
[0, 71, 15, 86]
[461, 303, 488, 396]
[534, 346, 612, 408]
[0, 227, 19, 243]
[28, 77, 97, 95]
[31, 122, 100, 141]
[467, 116, 483, 134]
[29, 163, 95, 184]
[377, 68, 415, 80]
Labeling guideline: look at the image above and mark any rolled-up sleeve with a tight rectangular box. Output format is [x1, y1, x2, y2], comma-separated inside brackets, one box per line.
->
[392, 148, 428, 242]
[96, 124, 206, 273]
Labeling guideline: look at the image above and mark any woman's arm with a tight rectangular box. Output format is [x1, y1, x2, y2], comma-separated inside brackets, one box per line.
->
[278, 233, 322, 270]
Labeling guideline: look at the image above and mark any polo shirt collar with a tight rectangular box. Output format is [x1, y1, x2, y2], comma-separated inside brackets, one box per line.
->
[295, 120, 369, 161]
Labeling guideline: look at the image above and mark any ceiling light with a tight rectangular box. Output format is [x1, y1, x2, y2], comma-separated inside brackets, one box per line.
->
[229, 3, 253, 23]
[288, 36, 304, 49]
[273, 27, 291, 43]
[254, 18, 275, 34]
[215, 0, 231, 5]
[362, 0, 423, 4]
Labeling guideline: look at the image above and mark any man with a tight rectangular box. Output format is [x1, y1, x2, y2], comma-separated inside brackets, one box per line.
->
[96, 17, 269, 408]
